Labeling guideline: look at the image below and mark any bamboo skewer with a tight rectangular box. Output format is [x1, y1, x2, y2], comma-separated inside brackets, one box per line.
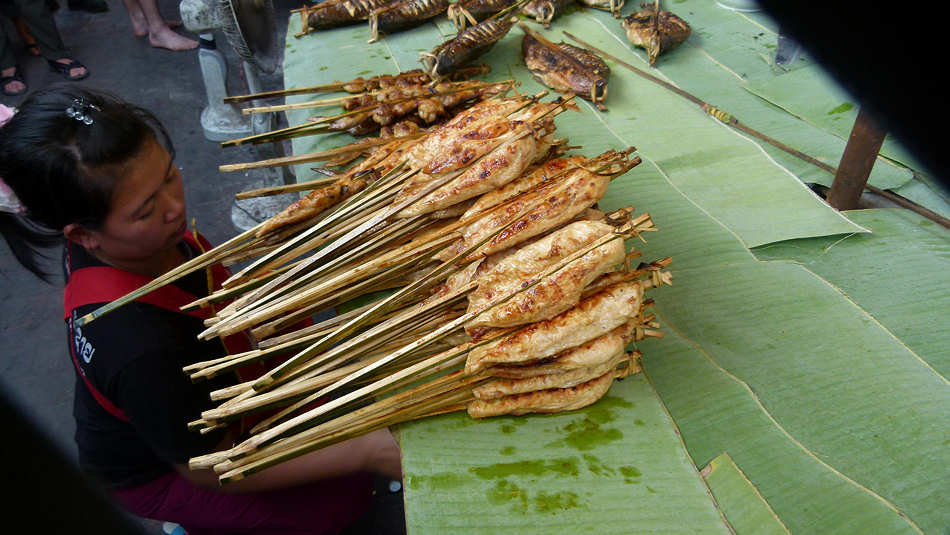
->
[218, 147, 649, 382]
[223, 136, 413, 176]
[233, 176, 337, 197]
[197, 170, 453, 341]
[234, 316, 469, 435]
[239, 80, 514, 116]
[221, 82, 514, 148]
[212, 226, 637, 463]
[75, 222, 267, 327]
[236, 216, 450, 329]
[222, 161, 411, 288]
[211, 119, 544, 327]
[221, 65, 492, 104]
[192, 198, 661, 481]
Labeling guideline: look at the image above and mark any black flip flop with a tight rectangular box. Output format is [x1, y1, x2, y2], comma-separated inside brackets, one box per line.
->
[1, 67, 27, 96]
[48, 59, 90, 81]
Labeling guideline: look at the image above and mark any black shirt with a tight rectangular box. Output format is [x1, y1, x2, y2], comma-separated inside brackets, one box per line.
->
[65, 241, 231, 489]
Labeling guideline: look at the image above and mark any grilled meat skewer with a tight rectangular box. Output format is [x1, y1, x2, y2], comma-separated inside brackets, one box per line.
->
[520, 24, 611, 111]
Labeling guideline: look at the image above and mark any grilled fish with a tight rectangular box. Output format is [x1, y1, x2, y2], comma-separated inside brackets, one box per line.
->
[521, 25, 610, 110]
[622, 2, 691, 66]
[465, 220, 625, 330]
[467, 365, 615, 417]
[465, 280, 645, 373]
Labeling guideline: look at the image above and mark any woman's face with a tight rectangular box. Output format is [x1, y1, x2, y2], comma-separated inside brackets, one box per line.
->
[87, 136, 187, 269]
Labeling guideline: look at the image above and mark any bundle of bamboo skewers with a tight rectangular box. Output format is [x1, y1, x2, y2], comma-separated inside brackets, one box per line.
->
[76, 89, 673, 485]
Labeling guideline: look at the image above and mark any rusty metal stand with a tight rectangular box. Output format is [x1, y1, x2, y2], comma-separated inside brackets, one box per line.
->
[825, 107, 887, 210]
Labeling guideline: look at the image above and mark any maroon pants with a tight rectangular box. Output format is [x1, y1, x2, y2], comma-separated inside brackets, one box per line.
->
[112, 471, 372, 535]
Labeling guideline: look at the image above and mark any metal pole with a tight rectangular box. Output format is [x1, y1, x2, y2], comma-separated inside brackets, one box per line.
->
[825, 107, 887, 210]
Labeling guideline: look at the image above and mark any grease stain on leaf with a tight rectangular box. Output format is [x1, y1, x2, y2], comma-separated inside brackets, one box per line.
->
[583, 454, 617, 477]
[534, 490, 582, 513]
[487, 480, 529, 513]
[549, 416, 624, 451]
[470, 458, 580, 479]
[407, 471, 473, 491]
[827, 103, 854, 115]
[486, 481, 586, 514]
[620, 465, 641, 478]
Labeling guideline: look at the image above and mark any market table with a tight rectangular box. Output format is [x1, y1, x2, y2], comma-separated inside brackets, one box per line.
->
[277, 2, 950, 532]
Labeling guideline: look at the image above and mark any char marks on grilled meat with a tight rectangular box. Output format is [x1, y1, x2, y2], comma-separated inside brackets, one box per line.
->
[467, 367, 616, 417]
[464, 220, 625, 331]
[465, 280, 645, 373]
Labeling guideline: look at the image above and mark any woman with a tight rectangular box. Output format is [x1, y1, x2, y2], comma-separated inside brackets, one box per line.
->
[0, 87, 401, 534]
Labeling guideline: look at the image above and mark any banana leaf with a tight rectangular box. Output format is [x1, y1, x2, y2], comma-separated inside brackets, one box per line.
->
[278, 5, 950, 533]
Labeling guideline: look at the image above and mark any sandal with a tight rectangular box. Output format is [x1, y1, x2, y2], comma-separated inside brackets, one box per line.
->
[48, 58, 89, 81]
[1, 67, 27, 96]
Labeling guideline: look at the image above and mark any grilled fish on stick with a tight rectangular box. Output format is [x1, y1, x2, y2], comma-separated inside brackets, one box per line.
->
[421, 14, 519, 78]
[395, 118, 557, 218]
[467, 366, 618, 417]
[255, 136, 417, 237]
[465, 220, 625, 330]
[481, 320, 635, 378]
[462, 154, 584, 217]
[437, 150, 637, 262]
[465, 280, 645, 373]
[394, 98, 566, 217]
[338, 66, 490, 93]
[472, 348, 630, 399]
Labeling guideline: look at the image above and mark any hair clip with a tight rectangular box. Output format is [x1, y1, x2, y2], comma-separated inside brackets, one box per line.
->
[65, 97, 99, 126]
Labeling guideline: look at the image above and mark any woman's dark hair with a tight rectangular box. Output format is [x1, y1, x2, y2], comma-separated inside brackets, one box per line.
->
[0, 85, 174, 282]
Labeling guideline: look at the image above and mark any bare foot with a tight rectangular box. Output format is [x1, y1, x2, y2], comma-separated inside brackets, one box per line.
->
[129, 11, 149, 36]
[2, 66, 26, 95]
[148, 27, 198, 50]
[54, 58, 87, 79]
[132, 18, 182, 36]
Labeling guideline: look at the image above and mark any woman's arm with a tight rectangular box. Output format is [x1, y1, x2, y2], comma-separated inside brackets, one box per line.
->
[174, 427, 402, 493]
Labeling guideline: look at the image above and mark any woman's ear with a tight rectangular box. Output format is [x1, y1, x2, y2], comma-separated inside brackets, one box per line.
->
[63, 224, 99, 251]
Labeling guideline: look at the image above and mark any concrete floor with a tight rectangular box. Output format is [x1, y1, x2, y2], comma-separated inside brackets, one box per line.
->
[0, 1, 405, 532]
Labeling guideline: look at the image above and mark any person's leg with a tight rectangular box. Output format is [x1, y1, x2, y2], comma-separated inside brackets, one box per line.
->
[1, 23, 26, 95]
[12, 0, 86, 79]
[14, 17, 40, 55]
[121, 0, 196, 50]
